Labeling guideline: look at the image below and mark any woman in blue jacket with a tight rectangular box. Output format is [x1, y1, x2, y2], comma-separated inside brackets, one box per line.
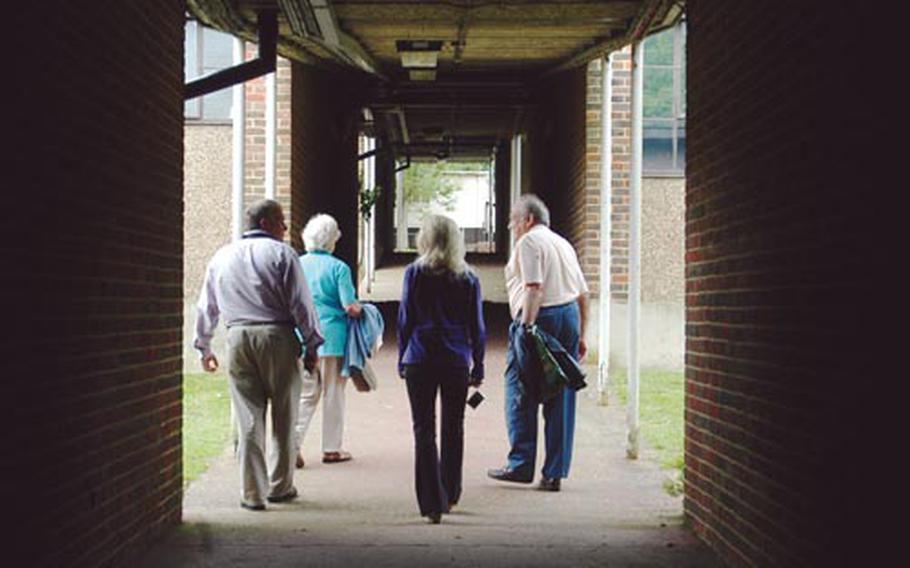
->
[397, 215, 485, 524]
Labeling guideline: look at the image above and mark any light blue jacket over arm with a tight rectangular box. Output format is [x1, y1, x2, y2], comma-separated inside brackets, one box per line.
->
[342, 303, 384, 378]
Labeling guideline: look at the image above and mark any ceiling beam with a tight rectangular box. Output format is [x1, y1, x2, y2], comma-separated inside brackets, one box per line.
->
[279, 0, 385, 76]
[545, 0, 683, 74]
[332, 2, 641, 23]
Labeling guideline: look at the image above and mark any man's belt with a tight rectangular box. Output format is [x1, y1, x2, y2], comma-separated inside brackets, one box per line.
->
[228, 320, 294, 328]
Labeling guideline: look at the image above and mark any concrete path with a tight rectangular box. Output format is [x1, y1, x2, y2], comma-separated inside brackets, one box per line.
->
[361, 260, 510, 303]
[140, 327, 720, 567]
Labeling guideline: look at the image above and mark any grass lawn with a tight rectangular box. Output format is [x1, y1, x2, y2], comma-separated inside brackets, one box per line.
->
[612, 368, 684, 490]
[183, 373, 232, 486]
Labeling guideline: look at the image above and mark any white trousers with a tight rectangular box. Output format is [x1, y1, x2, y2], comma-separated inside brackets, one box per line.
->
[226, 325, 301, 506]
[296, 356, 346, 453]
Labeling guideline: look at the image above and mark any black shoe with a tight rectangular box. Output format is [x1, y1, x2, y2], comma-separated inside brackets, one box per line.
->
[538, 477, 561, 492]
[266, 487, 298, 503]
[240, 501, 266, 511]
[487, 466, 533, 484]
[426, 512, 442, 524]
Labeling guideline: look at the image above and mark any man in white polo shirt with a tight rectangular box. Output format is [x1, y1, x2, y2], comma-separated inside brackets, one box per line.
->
[194, 199, 323, 510]
[488, 194, 589, 492]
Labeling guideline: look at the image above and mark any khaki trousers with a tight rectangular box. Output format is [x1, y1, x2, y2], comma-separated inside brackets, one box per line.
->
[226, 325, 301, 506]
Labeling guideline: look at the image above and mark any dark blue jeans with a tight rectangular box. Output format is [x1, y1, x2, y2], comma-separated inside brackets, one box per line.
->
[505, 302, 580, 480]
[404, 365, 468, 516]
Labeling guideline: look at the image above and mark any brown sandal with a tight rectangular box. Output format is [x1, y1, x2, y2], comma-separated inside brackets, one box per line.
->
[322, 451, 352, 464]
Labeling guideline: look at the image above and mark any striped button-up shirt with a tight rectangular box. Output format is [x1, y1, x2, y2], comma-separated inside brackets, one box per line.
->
[193, 230, 324, 358]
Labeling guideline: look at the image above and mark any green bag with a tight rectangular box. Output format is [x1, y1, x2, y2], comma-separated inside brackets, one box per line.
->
[529, 328, 568, 402]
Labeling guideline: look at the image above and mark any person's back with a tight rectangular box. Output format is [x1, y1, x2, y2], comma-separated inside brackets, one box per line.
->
[506, 224, 586, 316]
[399, 264, 482, 371]
[206, 236, 301, 326]
[193, 199, 322, 511]
[294, 214, 361, 467]
[397, 215, 485, 524]
[491, 194, 588, 493]
[299, 251, 352, 333]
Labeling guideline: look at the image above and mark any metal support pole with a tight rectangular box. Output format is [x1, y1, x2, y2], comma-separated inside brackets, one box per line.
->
[509, 134, 522, 252]
[229, 37, 246, 455]
[264, 69, 277, 199]
[231, 38, 246, 241]
[396, 166, 407, 249]
[365, 137, 376, 292]
[627, 41, 644, 460]
[597, 54, 613, 406]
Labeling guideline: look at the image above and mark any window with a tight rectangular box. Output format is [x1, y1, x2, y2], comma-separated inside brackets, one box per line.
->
[184, 20, 234, 122]
[643, 22, 686, 175]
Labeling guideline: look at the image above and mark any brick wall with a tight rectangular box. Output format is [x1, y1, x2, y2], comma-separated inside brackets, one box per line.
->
[244, 49, 293, 241]
[584, 51, 632, 301]
[685, 2, 872, 565]
[5, 2, 185, 565]
[290, 63, 364, 266]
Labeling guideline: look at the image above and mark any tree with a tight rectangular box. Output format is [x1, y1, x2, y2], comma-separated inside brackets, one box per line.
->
[402, 161, 460, 210]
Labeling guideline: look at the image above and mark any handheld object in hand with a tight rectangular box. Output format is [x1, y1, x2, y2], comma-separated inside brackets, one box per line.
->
[467, 391, 485, 409]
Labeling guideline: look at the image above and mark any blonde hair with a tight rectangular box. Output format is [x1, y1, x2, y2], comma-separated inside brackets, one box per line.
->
[302, 213, 341, 252]
[416, 215, 469, 276]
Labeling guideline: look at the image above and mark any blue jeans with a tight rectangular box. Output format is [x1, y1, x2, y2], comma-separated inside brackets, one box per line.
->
[505, 302, 580, 479]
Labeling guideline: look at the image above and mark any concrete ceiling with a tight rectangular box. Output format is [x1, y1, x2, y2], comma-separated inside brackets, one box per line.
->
[188, 0, 683, 160]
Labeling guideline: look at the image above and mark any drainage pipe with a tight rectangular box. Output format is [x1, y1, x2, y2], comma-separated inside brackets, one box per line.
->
[627, 41, 644, 460]
[598, 54, 613, 406]
[231, 38, 246, 240]
[265, 69, 276, 199]
[184, 11, 277, 100]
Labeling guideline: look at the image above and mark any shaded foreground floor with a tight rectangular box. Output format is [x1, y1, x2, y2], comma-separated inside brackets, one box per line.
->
[141, 325, 719, 567]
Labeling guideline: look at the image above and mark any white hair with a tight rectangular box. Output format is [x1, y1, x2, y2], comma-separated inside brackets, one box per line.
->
[514, 194, 550, 226]
[416, 215, 469, 276]
[302, 213, 341, 252]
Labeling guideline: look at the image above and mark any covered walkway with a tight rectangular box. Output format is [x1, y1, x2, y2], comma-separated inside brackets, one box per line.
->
[361, 259, 509, 303]
[140, 325, 718, 567]
[7, 2, 878, 566]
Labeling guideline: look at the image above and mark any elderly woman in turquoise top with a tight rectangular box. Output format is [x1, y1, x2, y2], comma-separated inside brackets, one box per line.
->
[295, 213, 362, 468]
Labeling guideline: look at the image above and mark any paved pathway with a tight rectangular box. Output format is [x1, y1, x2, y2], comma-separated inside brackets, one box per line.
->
[361, 260, 509, 303]
[140, 322, 719, 567]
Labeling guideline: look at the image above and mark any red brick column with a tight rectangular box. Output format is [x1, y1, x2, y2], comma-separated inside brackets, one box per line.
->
[584, 51, 632, 302]
[244, 48, 293, 242]
[6, 3, 185, 565]
[685, 2, 874, 565]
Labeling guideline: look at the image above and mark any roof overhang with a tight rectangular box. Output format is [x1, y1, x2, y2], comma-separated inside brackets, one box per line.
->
[187, 1, 685, 160]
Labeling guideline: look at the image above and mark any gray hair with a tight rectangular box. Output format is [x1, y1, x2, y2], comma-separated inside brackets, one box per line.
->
[245, 199, 282, 231]
[514, 194, 550, 227]
[416, 215, 469, 276]
[302, 213, 341, 252]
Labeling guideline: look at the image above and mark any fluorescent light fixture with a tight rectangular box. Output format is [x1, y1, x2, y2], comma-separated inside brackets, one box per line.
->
[396, 40, 443, 69]
[400, 51, 438, 68]
[409, 69, 437, 81]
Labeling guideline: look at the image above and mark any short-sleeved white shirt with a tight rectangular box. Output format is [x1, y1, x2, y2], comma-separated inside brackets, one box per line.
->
[505, 224, 589, 319]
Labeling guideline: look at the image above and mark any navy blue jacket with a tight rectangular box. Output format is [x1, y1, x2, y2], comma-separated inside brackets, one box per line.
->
[397, 263, 485, 380]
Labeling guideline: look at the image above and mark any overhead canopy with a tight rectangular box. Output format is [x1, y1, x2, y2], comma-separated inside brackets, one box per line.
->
[188, 0, 683, 160]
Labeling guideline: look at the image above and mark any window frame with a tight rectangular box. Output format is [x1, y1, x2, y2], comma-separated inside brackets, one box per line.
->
[184, 19, 233, 125]
[642, 21, 686, 177]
